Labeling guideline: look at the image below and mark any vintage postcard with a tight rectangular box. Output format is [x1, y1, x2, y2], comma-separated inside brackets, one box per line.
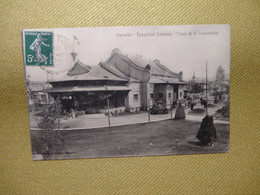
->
[22, 25, 230, 160]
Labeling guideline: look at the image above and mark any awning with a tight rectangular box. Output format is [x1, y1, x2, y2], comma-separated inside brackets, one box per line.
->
[47, 86, 131, 93]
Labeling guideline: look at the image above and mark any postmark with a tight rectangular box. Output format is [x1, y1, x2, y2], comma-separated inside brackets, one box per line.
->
[24, 31, 53, 66]
[40, 33, 76, 74]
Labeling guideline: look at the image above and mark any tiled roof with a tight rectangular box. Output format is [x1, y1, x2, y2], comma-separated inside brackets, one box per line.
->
[99, 61, 129, 80]
[105, 52, 150, 82]
[49, 61, 128, 83]
[127, 54, 180, 78]
[49, 49, 183, 84]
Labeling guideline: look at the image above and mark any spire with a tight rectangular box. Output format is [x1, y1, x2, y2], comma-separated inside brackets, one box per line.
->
[192, 72, 196, 80]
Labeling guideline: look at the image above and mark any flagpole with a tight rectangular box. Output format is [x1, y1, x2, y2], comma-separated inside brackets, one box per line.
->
[206, 61, 208, 116]
[147, 99, 150, 122]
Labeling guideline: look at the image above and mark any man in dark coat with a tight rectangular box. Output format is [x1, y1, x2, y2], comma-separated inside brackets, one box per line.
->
[200, 97, 203, 105]
[190, 102, 194, 110]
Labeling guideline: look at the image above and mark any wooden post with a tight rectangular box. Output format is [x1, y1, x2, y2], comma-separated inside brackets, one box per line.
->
[148, 99, 150, 122]
[107, 99, 111, 127]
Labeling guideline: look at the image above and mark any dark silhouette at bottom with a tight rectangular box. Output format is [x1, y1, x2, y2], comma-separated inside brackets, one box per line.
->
[197, 115, 217, 146]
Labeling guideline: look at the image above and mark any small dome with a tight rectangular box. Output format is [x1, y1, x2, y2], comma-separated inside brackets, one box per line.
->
[218, 66, 224, 70]
[111, 48, 121, 56]
[179, 71, 183, 75]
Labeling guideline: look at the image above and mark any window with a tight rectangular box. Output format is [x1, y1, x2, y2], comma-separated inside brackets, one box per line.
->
[150, 93, 154, 99]
[133, 94, 139, 102]
[180, 92, 183, 98]
[168, 93, 171, 98]
[159, 93, 163, 99]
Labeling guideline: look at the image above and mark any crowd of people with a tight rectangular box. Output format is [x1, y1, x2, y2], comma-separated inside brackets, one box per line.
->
[173, 96, 208, 111]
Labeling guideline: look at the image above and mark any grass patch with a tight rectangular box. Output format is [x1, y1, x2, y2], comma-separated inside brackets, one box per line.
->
[31, 119, 229, 160]
[189, 108, 205, 114]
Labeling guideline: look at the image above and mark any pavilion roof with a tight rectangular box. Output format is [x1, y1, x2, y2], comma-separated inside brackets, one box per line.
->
[49, 60, 129, 84]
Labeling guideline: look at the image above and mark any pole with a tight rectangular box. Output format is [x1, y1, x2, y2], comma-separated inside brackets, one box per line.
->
[170, 99, 173, 119]
[55, 98, 60, 130]
[107, 99, 111, 127]
[147, 99, 150, 122]
[206, 61, 208, 116]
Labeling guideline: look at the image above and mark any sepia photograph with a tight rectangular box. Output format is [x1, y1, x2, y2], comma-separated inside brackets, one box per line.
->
[22, 25, 230, 160]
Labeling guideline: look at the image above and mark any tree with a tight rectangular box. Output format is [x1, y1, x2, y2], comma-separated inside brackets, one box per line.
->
[36, 97, 64, 158]
[37, 96, 62, 130]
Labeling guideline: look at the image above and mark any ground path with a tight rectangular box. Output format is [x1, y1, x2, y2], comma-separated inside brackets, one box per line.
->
[57, 110, 229, 130]
[30, 103, 229, 130]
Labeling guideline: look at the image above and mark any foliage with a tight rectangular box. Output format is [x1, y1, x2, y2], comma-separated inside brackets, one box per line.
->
[189, 83, 204, 93]
[150, 102, 168, 115]
[189, 108, 205, 114]
[212, 90, 223, 97]
[215, 104, 230, 118]
[35, 97, 64, 158]
[32, 130, 65, 158]
[37, 97, 62, 130]
[207, 104, 217, 108]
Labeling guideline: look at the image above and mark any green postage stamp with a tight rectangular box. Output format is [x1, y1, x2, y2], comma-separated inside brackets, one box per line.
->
[23, 31, 53, 66]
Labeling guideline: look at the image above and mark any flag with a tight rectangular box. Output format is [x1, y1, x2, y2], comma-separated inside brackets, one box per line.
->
[73, 35, 80, 45]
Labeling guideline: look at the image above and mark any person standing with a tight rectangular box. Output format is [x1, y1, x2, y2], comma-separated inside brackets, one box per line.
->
[191, 102, 194, 110]
[200, 97, 203, 106]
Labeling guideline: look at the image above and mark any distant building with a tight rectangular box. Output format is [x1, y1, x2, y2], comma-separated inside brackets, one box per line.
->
[214, 66, 229, 91]
[187, 72, 206, 93]
[215, 66, 225, 85]
[27, 81, 51, 105]
[47, 49, 186, 113]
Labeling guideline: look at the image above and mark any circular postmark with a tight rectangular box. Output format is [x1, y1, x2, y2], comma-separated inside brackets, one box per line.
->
[40, 33, 76, 74]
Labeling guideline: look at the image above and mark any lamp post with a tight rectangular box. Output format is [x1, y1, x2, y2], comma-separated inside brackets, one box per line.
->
[147, 99, 150, 122]
[107, 99, 111, 127]
[170, 99, 173, 119]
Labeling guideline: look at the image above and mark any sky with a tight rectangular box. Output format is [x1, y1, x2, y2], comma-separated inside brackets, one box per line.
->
[25, 24, 230, 82]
